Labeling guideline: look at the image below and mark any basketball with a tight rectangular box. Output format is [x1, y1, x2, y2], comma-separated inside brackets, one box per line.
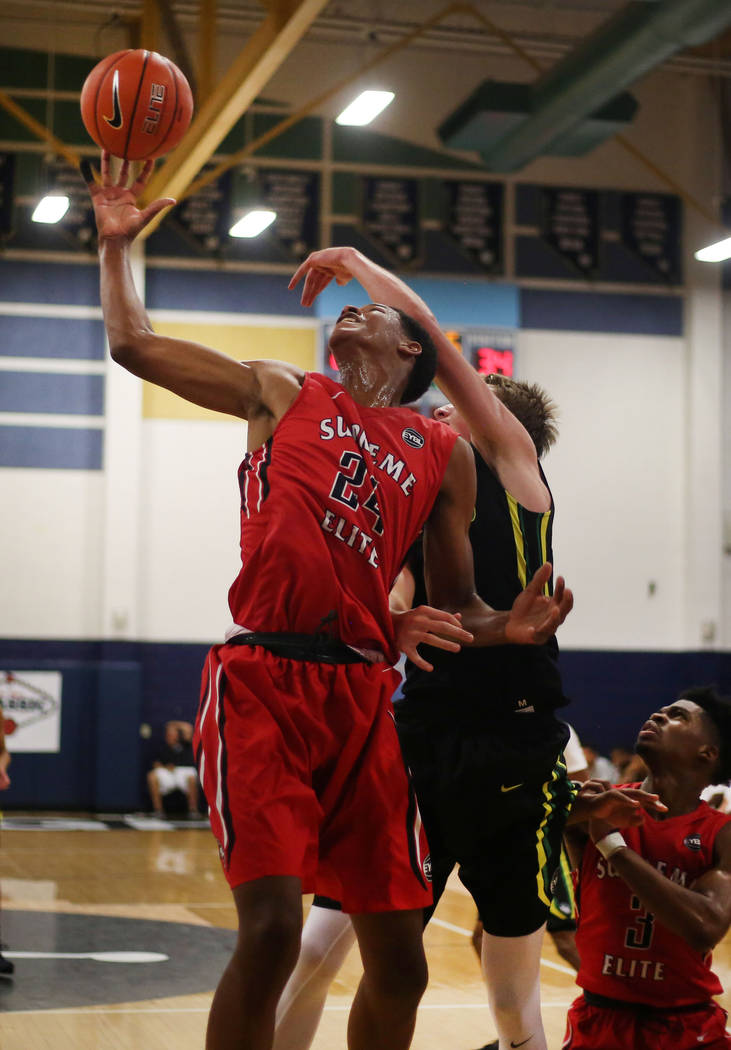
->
[80, 49, 193, 161]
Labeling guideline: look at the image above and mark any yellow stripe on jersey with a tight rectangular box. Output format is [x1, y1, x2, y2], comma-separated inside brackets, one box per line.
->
[535, 765, 559, 908]
[539, 509, 551, 595]
[549, 845, 577, 921]
[506, 492, 527, 588]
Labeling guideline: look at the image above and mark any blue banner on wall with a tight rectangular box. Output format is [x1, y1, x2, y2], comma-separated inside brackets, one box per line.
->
[442, 179, 503, 274]
[361, 176, 421, 266]
[619, 192, 682, 284]
[541, 186, 600, 276]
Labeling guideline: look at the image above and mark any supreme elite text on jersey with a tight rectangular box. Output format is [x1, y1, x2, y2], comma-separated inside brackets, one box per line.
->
[576, 793, 731, 1007]
[227, 373, 457, 664]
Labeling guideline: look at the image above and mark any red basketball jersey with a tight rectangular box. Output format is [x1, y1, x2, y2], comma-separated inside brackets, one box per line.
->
[227, 372, 457, 665]
[576, 790, 731, 1006]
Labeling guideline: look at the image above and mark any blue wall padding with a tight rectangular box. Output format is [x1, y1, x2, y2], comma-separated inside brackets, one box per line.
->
[0, 425, 103, 469]
[0, 314, 106, 360]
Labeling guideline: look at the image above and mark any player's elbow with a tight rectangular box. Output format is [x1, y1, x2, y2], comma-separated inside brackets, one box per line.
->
[108, 327, 155, 366]
[687, 914, 726, 955]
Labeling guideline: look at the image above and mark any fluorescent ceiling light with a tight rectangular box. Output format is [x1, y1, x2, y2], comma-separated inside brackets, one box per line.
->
[336, 90, 395, 127]
[32, 195, 70, 224]
[694, 236, 731, 263]
[229, 209, 277, 238]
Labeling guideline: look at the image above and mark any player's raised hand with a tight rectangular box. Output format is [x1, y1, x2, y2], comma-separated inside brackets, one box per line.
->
[289, 247, 360, 307]
[392, 605, 473, 672]
[504, 562, 574, 645]
[568, 779, 668, 829]
[81, 151, 175, 244]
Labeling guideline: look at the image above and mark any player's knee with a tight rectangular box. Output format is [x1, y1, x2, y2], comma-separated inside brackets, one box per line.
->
[237, 905, 301, 969]
[366, 948, 428, 1006]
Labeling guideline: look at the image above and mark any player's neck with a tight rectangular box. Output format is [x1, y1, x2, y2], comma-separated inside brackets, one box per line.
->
[336, 354, 403, 408]
[642, 770, 703, 818]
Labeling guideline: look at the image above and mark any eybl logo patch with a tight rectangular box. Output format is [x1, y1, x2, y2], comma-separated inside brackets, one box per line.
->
[684, 834, 702, 851]
[423, 853, 432, 882]
[402, 427, 425, 449]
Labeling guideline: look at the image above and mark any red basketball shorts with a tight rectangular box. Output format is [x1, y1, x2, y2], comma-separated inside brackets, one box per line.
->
[194, 643, 433, 914]
[563, 994, 731, 1050]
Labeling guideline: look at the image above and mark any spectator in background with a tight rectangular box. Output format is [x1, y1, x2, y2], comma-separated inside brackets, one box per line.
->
[147, 720, 200, 818]
[0, 711, 12, 978]
[582, 742, 620, 784]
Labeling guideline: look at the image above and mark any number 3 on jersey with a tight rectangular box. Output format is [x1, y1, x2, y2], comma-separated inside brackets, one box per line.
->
[625, 895, 655, 950]
[330, 451, 384, 535]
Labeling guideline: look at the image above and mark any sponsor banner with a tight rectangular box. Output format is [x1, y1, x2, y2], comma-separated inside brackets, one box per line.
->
[541, 186, 600, 275]
[443, 179, 503, 274]
[361, 177, 421, 265]
[0, 670, 62, 753]
[620, 192, 682, 283]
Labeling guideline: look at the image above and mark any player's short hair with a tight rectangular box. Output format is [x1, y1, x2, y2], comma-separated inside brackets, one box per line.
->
[680, 685, 731, 783]
[485, 373, 559, 458]
[396, 309, 438, 404]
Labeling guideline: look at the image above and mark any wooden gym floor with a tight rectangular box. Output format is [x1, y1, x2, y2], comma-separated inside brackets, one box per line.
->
[2, 819, 731, 1049]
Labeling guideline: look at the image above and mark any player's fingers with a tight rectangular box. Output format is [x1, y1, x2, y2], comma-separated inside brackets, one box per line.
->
[404, 647, 433, 672]
[288, 258, 310, 290]
[421, 635, 461, 653]
[80, 159, 99, 189]
[523, 561, 552, 596]
[553, 575, 565, 603]
[116, 158, 130, 187]
[130, 159, 155, 195]
[101, 150, 111, 185]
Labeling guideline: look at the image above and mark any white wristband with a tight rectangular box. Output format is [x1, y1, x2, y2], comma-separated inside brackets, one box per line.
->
[594, 831, 627, 860]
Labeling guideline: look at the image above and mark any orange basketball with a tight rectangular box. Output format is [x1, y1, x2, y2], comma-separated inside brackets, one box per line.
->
[80, 49, 193, 161]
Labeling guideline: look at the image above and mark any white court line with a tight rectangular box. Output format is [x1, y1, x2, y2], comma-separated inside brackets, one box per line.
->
[429, 916, 576, 977]
[8, 1002, 575, 1016]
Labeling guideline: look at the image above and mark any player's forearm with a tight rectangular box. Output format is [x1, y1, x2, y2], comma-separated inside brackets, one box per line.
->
[99, 238, 155, 360]
[609, 847, 726, 953]
[346, 250, 436, 326]
[451, 594, 511, 646]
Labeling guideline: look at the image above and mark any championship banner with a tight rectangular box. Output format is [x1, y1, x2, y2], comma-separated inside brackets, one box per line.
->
[620, 192, 682, 284]
[361, 177, 421, 266]
[443, 179, 503, 274]
[173, 163, 233, 254]
[541, 186, 600, 275]
[258, 168, 320, 261]
[46, 157, 96, 248]
[0, 670, 62, 753]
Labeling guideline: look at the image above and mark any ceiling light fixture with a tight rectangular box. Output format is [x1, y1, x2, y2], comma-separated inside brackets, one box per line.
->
[229, 209, 277, 238]
[336, 90, 395, 127]
[694, 236, 731, 263]
[31, 194, 70, 224]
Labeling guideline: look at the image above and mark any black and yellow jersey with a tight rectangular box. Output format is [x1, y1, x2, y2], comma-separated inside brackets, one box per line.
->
[399, 444, 567, 721]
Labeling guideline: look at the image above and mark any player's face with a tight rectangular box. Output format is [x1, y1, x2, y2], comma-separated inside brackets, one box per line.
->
[329, 303, 407, 369]
[432, 402, 471, 441]
[635, 700, 713, 768]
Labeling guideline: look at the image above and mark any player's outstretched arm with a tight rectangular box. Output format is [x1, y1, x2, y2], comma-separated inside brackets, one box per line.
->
[585, 816, 731, 953]
[290, 246, 536, 468]
[423, 438, 572, 645]
[84, 152, 302, 421]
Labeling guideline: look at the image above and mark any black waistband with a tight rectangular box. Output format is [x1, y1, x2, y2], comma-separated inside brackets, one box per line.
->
[583, 990, 710, 1015]
[226, 631, 370, 665]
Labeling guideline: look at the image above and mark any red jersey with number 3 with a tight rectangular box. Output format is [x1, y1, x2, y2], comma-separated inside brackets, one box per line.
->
[227, 372, 457, 665]
[575, 791, 731, 1006]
